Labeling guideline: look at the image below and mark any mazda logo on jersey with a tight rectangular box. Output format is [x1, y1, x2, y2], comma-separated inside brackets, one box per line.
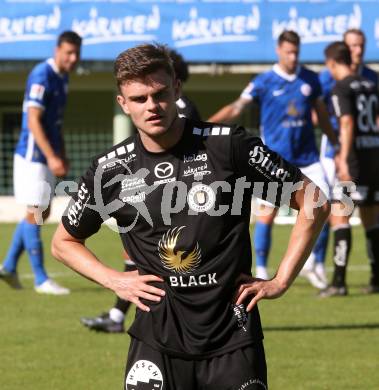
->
[154, 162, 174, 179]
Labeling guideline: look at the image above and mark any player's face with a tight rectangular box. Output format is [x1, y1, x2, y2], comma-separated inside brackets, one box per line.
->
[117, 69, 181, 139]
[276, 41, 299, 74]
[325, 58, 338, 80]
[55, 42, 81, 73]
[344, 32, 365, 67]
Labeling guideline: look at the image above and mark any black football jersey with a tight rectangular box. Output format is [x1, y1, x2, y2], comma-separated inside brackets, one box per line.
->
[332, 75, 379, 182]
[62, 119, 302, 358]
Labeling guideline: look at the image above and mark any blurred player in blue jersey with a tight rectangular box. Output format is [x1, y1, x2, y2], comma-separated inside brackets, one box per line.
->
[209, 30, 338, 286]
[0, 31, 81, 295]
[313, 29, 378, 293]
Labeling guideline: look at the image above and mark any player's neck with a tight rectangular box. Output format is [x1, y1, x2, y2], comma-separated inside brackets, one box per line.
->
[338, 65, 354, 80]
[351, 62, 361, 75]
[138, 116, 185, 153]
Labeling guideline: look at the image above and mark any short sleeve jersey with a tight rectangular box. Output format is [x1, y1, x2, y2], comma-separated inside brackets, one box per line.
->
[15, 58, 68, 164]
[320, 65, 378, 159]
[62, 120, 302, 359]
[241, 64, 321, 167]
[331, 75, 379, 183]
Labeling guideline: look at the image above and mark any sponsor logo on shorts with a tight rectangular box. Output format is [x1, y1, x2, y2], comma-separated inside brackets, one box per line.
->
[125, 360, 163, 390]
[237, 378, 267, 390]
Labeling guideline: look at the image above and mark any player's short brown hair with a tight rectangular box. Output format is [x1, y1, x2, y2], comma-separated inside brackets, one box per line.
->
[277, 30, 300, 47]
[324, 41, 352, 66]
[57, 31, 82, 48]
[114, 43, 175, 89]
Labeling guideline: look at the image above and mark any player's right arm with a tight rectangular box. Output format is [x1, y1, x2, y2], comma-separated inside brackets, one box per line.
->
[27, 107, 67, 177]
[207, 96, 251, 123]
[51, 162, 165, 312]
[52, 225, 165, 312]
[208, 79, 258, 123]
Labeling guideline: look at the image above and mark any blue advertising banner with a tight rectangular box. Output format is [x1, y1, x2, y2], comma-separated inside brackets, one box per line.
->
[0, 0, 378, 62]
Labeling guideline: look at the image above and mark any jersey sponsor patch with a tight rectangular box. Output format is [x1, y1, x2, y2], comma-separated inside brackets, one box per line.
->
[67, 183, 90, 227]
[125, 360, 163, 390]
[29, 84, 45, 100]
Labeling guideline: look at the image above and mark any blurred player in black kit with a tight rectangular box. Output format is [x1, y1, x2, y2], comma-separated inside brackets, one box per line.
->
[52, 43, 329, 389]
[320, 41, 379, 297]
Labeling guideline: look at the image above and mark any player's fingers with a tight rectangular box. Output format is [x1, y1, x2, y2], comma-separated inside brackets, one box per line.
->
[246, 291, 264, 312]
[142, 284, 166, 297]
[235, 286, 257, 306]
[130, 297, 150, 312]
[136, 291, 163, 302]
[140, 274, 165, 283]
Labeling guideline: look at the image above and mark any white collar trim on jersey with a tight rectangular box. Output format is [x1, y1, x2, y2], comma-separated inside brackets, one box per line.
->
[273, 64, 301, 82]
[47, 58, 64, 77]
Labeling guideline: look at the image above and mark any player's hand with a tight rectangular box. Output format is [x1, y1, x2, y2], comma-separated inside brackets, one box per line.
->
[234, 273, 286, 312]
[336, 158, 352, 182]
[48, 155, 67, 177]
[112, 270, 166, 312]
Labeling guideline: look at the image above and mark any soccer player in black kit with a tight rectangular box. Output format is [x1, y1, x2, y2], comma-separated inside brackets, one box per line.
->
[52, 44, 329, 389]
[321, 41, 379, 297]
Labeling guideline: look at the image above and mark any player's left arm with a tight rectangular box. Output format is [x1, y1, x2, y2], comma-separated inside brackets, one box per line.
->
[231, 129, 330, 311]
[313, 98, 339, 147]
[236, 175, 330, 311]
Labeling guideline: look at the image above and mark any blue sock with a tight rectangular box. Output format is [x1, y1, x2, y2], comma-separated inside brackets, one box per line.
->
[2, 220, 25, 273]
[22, 221, 48, 286]
[313, 223, 330, 264]
[254, 221, 272, 267]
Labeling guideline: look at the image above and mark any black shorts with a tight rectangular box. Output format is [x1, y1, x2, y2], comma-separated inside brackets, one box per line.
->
[124, 337, 267, 390]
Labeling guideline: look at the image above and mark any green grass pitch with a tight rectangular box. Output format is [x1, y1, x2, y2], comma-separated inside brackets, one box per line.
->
[1, 223, 378, 389]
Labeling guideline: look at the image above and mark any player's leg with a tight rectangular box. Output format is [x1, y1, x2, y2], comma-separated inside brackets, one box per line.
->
[299, 162, 330, 289]
[253, 203, 277, 280]
[0, 155, 27, 288]
[124, 337, 195, 390]
[81, 257, 136, 333]
[320, 198, 352, 297]
[197, 342, 267, 390]
[359, 204, 379, 293]
[20, 157, 69, 295]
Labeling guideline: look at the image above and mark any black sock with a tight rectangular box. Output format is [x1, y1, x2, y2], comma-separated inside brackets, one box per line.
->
[114, 261, 137, 314]
[331, 226, 352, 287]
[365, 227, 379, 287]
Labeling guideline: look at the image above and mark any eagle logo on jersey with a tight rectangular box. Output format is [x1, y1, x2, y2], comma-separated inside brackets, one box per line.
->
[287, 100, 299, 117]
[158, 227, 201, 274]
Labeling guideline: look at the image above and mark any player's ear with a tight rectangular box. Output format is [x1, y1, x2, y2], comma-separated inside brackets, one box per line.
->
[116, 94, 130, 115]
[174, 78, 182, 101]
